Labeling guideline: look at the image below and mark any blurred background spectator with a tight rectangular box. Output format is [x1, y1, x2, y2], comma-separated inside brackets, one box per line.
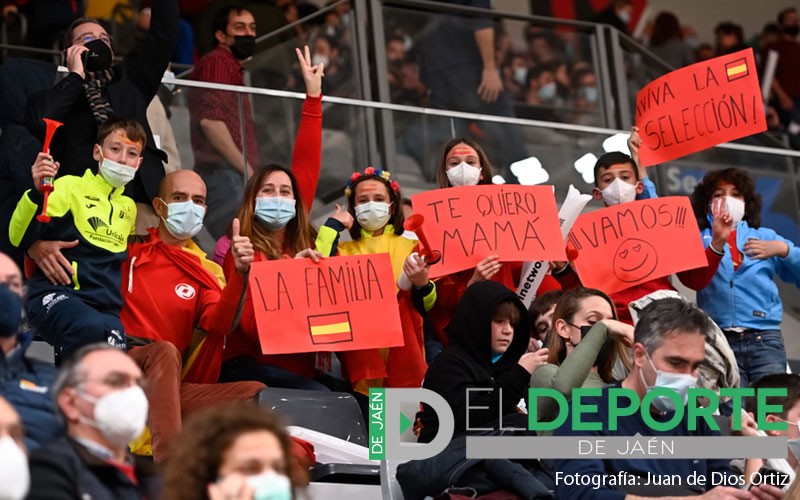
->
[648, 11, 694, 68]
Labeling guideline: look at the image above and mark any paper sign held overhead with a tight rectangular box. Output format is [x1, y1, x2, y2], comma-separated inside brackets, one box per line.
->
[249, 254, 404, 354]
[411, 185, 566, 278]
[636, 48, 766, 167]
[567, 197, 707, 295]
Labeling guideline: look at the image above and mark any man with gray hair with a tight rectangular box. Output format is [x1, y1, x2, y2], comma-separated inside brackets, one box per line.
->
[552, 298, 783, 500]
[26, 343, 157, 500]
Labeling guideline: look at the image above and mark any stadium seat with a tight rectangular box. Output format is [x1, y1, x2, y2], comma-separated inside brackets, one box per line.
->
[256, 387, 368, 445]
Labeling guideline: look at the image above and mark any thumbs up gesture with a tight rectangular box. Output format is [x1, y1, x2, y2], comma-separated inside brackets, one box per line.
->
[231, 218, 254, 276]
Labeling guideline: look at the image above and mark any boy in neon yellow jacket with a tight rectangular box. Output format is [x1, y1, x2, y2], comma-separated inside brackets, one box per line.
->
[9, 117, 144, 358]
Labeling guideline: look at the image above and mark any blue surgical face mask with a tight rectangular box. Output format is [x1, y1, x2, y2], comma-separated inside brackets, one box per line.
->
[0, 284, 23, 338]
[640, 351, 697, 412]
[159, 199, 206, 240]
[255, 196, 297, 230]
[246, 470, 292, 500]
[579, 86, 599, 104]
[539, 81, 557, 102]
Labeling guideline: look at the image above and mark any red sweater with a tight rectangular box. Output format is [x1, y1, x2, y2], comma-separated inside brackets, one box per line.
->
[121, 229, 241, 383]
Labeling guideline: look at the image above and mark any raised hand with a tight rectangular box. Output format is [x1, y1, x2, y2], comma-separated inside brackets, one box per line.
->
[231, 218, 254, 276]
[710, 198, 733, 251]
[32, 152, 60, 190]
[331, 204, 353, 229]
[296, 45, 324, 98]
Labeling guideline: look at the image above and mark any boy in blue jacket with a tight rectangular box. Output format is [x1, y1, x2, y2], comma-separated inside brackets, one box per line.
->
[690, 167, 800, 387]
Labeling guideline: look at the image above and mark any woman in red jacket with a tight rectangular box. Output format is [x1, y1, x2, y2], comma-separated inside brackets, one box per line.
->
[217, 47, 328, 391]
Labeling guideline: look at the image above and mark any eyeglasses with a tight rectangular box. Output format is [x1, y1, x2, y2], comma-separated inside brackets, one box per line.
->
[72, 32, 112, 46]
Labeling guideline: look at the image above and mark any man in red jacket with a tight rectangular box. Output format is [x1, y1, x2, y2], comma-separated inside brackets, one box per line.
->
[121, 169, 264, 461]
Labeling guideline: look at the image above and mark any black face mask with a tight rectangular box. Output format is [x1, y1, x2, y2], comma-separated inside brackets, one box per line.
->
[83, 38, 113, 72]
[230, 35, 256, 60]
[0, 284, 22, 338]
[784, 25, 800, 37]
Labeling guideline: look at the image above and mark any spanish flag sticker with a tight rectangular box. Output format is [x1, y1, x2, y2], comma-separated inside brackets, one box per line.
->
[725, 58, 749, 82]
[308, 312, 353, 345]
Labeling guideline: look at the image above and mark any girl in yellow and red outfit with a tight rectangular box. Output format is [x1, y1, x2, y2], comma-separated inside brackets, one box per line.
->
[315, 167, 430, 395]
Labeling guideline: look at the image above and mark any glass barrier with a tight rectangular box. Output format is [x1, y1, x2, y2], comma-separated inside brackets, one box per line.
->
[164, 81, 800, 256]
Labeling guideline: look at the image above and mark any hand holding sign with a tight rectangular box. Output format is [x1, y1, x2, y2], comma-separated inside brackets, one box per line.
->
[468, 254, 502, 287]
[231, 218, 254, 276]
[295, 248, 324, 263]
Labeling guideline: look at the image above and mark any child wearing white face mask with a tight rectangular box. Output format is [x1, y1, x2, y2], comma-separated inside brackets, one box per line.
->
[315, 167, 431, 395]
[691, 168, 800, 388]
[9, 117, 144, 358]
[556, 151, 731, 325]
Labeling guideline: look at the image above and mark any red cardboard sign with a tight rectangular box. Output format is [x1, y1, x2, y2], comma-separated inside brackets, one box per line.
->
[249, 253, 404, 354]
[636, 48, 766, 167]
[411, 185, 566, 278]
[566, 197, 707, 294]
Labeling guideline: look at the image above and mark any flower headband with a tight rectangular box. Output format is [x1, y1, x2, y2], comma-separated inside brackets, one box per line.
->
[344, 166, 401, 197]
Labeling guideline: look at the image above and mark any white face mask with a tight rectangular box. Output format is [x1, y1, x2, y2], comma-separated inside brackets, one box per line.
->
[640, 353, 697, 412]
[247, 470, 292, 500]
[723, 196, 745, 227]
[446, 162, 482, 187]
[162, 69, 176, 92]
[159, 199, 206, 240]
[311, 54, 329, 68]
[79, 386, 149, 447]
[513, 66, 527, 86]
[600, 177, 637, 206]
[99, 156, 138, 189]
[0, 436, 29, 500]
[354, 201, 392, 231]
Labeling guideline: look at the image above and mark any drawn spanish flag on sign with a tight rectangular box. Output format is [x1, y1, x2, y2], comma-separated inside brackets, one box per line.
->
[725, 58, 749, 82]
[308, 312, 353, 345]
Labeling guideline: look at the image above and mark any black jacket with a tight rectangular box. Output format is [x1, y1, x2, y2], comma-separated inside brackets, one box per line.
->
[27, 436, 160, 500]
[417, 281, 532, 443]
[24, 0, 179, 205]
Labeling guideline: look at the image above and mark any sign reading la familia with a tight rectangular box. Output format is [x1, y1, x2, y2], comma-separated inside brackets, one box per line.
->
[369, 388, 788, 461]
